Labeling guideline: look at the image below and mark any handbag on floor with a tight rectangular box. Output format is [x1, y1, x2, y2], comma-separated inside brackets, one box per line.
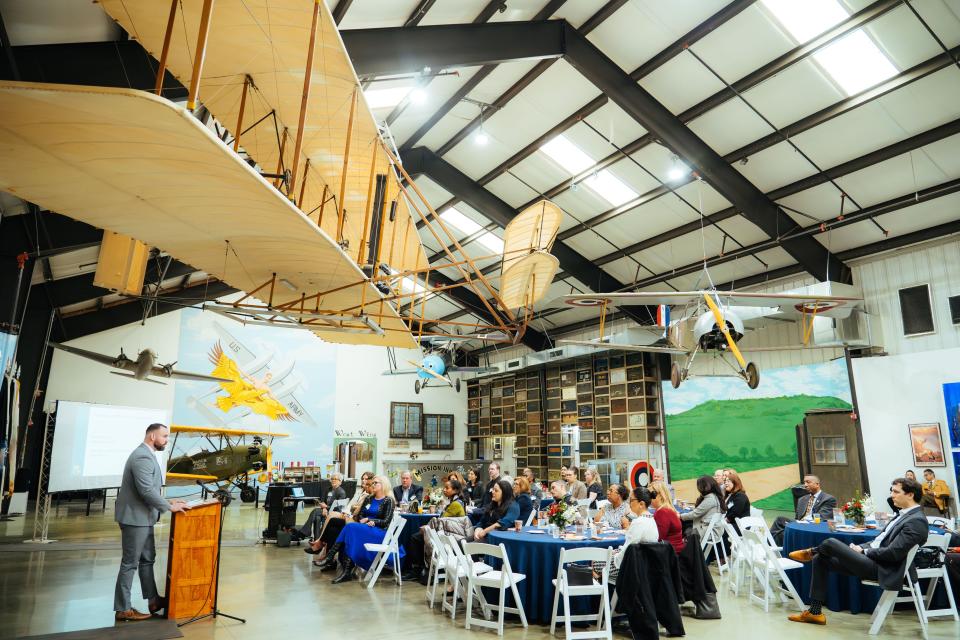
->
[693, 592, 721, 619]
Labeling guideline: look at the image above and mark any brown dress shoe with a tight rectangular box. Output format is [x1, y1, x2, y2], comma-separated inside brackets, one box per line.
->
[788, 610, 826, 625]
[788, 548, 816, 562]
[115, 609, 152, 622]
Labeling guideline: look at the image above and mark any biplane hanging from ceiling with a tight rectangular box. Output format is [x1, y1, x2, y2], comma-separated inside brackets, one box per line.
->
[165, 424, 288, 504]
[552, 281, 863, 389]
[0, 0, 559, 351]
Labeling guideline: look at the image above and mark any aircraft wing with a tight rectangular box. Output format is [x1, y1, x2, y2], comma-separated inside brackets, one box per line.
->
[711, 291, 862, 318]
[49, 342, 119, 366]
[449, 366, 500, 374]
[156, 368, 231, 383]
[558, 339, 688, 355]
[382, 368, 420, 376]
[170, 424, 289, 438]
[166, 472, 219, 484]
[551, 292, 703, 308]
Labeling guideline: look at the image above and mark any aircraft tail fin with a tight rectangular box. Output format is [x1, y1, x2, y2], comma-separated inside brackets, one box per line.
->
[656, 304, 670, 336]
[109, 371, 166, 385]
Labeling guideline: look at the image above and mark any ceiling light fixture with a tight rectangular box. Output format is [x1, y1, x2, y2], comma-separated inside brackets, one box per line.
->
[409, 87, 427, 105]
[667, 155, 689, 182]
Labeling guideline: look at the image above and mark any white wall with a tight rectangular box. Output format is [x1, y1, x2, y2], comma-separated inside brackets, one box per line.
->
[852, 346, 960, 504]
[334, 344, 467, 470]
[45, 311, 182, 412]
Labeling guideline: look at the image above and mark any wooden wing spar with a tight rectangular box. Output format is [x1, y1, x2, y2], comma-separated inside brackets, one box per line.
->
[169, 425, 289, 439]
[500, 200, 562, 309]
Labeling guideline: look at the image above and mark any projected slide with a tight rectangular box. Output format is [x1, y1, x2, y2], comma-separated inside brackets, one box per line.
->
[48, 401, 171, 493]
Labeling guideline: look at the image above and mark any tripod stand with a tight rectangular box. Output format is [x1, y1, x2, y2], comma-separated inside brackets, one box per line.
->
[178, 499, 246, 627]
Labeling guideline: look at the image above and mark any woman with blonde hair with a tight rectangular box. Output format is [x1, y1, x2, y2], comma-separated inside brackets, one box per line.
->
[649, 481, 684, 554]
[584, 467, 603, 509]
[324, 475, 398, 584]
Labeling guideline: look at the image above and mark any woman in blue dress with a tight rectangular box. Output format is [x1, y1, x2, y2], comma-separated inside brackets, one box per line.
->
[328, 475, 399, 584]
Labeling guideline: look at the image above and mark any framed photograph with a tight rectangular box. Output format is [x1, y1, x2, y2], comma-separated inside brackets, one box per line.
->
[909, 423, 946, 466]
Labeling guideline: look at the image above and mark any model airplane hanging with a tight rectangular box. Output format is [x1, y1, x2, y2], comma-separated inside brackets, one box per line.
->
[48, 342, 230, 385]
[383, 334, 502, 393]
[552, 284, 863, 389]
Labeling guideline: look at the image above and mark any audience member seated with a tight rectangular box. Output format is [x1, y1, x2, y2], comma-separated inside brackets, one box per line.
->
[584, 467, 603, 509]
[325, 475, 397, 584]
[607, 487, 659, 582]
[512, 476, 534, 525]
[595, 484, 630, 529]
[392, 470, 423, 504]
[653, 469, 676, 502]
[650, 481, 684, 555]
[466, 467, 484, 504]
[921, 468, 951, 515]
[887, 470, 916, 513]
[291, 472, 347, 542]
[523, 467, 545, 502]
[446, 471, 470, 505]
[480, 462, 503, 509]
[401, 478, 466, 583]
[723, 470, 751, 534]
[770, 475, 837, 545]
[563, 465, 588, 501]
[786, 476, 928, 626]
[680, 475, 725, 540]
[304, 471, 373, 560]
[548, 480, 576, 507]
[714, 469, 726, 498]
[472, 479, 520, 540]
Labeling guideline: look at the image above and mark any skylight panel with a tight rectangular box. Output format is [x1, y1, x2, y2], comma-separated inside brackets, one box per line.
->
[400, 275, 427, 296]
[476, 232, 504, 254]
[813, 30, 898, 95]
[540, 135, 595, 175]
[584, 170, 638, 207]
[364, 86, 411, 110]
[440, 207, 484, 235]
[761, 0, 847, 43]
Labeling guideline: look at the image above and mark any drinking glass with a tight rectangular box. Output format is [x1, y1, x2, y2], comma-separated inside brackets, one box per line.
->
[514, 520, 523, 532]
[575, 522, 584, 536]
[550, 524, 560, 539]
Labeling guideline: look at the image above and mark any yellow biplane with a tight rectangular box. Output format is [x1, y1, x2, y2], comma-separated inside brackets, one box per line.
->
[166, 424, 287, 503]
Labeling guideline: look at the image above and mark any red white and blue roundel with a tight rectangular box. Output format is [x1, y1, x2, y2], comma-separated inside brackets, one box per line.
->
[628, 460, 655, 490]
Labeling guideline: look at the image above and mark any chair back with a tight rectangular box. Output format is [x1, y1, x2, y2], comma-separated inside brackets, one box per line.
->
[701, 512, 724, 547]
[524, 508, 536, 527]
[462, 541, 514, 585]
[331, 498, 350, 512]
[557, 546, 612, 589]
[722, 520, 743, 553]
[384, 513, 406, 545]
[738, 516, 779, 550]
[925, 532, 950, 551]
[927, 515, 950, 528]
[749, 506, 764, 519]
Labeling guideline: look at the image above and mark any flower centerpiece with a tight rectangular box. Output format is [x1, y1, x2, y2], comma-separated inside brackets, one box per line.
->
[421, 487, 445, 513]
[546, 502, 579, 528]
[841, 491, 870, 527]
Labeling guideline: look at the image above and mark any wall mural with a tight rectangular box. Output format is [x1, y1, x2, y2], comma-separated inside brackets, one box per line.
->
[173, 308, 337, 469]
[943, 382, 960, 492]
[663, 359, 852, 511]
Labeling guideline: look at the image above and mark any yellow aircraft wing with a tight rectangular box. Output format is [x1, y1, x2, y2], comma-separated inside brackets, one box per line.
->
[170, 424, 289, 438]
[165, 472, 219, 484]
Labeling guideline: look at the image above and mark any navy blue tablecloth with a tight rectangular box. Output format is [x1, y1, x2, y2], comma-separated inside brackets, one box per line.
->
[399, 512, 437, 552]
[782, 521, 948, 614]
[487, 527, 625, 624]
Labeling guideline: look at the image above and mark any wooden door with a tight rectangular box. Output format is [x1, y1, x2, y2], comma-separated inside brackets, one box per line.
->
[800, 409, 867, 506]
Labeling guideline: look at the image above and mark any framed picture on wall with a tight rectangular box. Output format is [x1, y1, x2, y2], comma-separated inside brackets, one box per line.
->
[908, 423, 946, 466]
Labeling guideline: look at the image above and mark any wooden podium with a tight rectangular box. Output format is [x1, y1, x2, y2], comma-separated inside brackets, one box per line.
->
[165, 499, 222, 620]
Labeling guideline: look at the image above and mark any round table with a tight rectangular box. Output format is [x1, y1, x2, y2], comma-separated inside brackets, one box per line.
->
[399, 513, 437, 562]
[487, 526, 625, 624]
[782, 521, 948, 614]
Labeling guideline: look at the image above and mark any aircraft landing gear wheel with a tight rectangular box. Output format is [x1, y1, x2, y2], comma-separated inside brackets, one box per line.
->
[670, 362, 683, 389]
[745, 362, 760, 389]
[414, 379, 421, 394]
[239, 484, 256, 503]
[455, 378, 461, 392]
[213, 489, 233, 506]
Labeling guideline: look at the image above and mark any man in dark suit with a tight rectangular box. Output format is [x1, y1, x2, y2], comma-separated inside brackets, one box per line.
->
[392, 470, 423, 504]
[114, 424, 189, 622]
[786, 476, 929, 625]
[770, 475, 837, 545]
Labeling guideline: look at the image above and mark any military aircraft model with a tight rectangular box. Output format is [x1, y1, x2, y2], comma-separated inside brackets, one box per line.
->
[553, 283, 863, 389]
[165, 424, 287, 503]
[384, 335, 501, 393]
[49, 342, 230, 385]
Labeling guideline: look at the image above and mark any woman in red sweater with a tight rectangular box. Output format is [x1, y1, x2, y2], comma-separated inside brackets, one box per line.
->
[649, 481, 684, 554]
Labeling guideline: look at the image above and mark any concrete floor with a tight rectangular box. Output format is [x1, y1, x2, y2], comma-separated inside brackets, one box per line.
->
[1, 500, 956, 640]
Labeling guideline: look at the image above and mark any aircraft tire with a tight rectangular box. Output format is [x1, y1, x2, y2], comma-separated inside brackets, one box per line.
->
[670, 362, 683, 389]
[746, 362, 760, 389]
[214, 489, 233, 506]
[415, 379, 421, 394]
[239, 484, 256, 503]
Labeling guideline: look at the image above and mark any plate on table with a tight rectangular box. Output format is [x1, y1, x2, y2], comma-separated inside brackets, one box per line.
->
[563, 535, 586, 541]
[526, 529, 546, 535]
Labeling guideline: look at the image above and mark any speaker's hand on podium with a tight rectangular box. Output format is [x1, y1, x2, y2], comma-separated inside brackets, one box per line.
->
[170, 499, 191, 513]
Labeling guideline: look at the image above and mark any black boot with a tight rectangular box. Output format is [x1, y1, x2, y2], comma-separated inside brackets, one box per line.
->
[317, 542, 342, 571]
[332, 556, 356, 584]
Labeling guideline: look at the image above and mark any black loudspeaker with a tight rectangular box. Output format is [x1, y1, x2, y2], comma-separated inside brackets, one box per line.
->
[262, 483, 299, 539]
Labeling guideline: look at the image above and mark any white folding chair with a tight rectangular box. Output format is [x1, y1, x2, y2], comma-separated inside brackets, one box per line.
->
[742, 529, 805, 612]
[424, 527, 448, 608]
[463, 541, 528, 635]
[701, 513, 728, 574]
[363, 513, 405, 589]
[524, 509, 536, 527]
[914, 534, 958, 623]
[863, 544, 927, 638]
[549, 547, 614, 640]
[722, 521, 747, 595]
[737, 516, 782, 555]
[438, 534, 492, 621]
[749, 506, 764, 519]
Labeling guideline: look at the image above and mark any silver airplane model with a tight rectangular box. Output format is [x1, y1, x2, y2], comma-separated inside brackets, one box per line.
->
[49, 342, 231, 385]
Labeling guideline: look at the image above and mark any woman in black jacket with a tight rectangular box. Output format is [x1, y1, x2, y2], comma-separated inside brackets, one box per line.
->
[323, 475, 397, 584]
[466, 467, 484, 504]
[723, 470, 751, 533]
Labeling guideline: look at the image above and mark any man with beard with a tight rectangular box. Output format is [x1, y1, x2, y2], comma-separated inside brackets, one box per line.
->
[114, 424, 189, 621]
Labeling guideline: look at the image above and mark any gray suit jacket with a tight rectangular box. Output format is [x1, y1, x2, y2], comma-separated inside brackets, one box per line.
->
[795, 491, 837, 520]
[864, 506, 929, 591]
[115, 443, 170, 526]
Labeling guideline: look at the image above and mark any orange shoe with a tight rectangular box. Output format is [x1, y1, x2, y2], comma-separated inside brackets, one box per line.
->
[115, 609, 152, 622]
[788, 548, 815, 562]
[788, 610, 826, 625]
